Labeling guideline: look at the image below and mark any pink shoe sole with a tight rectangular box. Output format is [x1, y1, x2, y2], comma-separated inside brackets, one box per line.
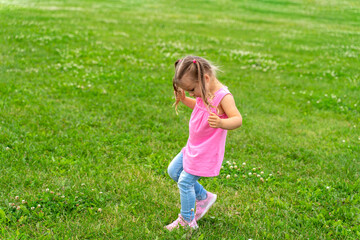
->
[195, 193, 217, 221]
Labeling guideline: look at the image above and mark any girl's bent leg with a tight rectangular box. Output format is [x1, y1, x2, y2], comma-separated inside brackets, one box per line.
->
[177, 170, 201, 222]
[167, 152, 184, 182]
[168, 152, 207, 200]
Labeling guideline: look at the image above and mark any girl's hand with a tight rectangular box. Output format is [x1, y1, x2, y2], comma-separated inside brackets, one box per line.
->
[208, 112, 222, 128]
[174, 89, 185, 102]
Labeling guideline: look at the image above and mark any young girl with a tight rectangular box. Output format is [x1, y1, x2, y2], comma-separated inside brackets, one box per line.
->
[165, 56, 242, 230]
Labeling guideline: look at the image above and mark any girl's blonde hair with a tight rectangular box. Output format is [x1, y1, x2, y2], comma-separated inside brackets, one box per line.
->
[173, 56, 220, 113]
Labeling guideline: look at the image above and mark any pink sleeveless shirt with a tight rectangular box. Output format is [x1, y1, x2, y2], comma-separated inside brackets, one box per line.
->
[182, 86, 232, 177]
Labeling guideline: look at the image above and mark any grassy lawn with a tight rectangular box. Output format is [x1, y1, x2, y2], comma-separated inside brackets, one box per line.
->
[0, 0, 359, 239]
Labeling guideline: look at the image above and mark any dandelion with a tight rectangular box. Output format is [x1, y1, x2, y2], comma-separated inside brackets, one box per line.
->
[226, 175, 230, 179]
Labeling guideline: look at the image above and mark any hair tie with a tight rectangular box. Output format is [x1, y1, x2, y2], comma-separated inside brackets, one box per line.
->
[193, 59, 197, 63]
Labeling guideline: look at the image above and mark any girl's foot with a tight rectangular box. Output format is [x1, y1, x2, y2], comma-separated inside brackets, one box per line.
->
[165, 214, 199, 231]
[195, 192, 217, 221]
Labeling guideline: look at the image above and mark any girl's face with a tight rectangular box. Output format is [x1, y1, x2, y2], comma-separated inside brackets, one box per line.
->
[179, 73, 209, 98]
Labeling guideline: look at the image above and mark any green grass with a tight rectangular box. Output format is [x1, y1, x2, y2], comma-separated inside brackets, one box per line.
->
[0, 0, 359, 239]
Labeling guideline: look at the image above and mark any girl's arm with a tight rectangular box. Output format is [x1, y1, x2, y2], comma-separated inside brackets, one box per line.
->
[208, 94, 242, 130]
[175, 90, 196, 109]
[181, 97, 196, 109]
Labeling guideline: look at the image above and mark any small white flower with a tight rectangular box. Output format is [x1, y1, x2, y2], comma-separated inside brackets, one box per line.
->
[326, 186, 330, 189]
[269, 174, 273, 176]
[226, 161, 230, 164]
[230, 166, 233, 169]
[253, 173, 257, 176]
[260, 178, 264, 182]
[61, 195, 65, 198]
[257, 174, 260, 177]
[342, 140, 345, 143]
[22, 200, 26, 204]
[242, 162, 246, 166]
[261, 171, 264, 174]
[99, 192, 103, 194]
[253, 168, 256, 171]
[92, 189, 95, 191]
[81, 183, 85, 186]
[37, 204, 41, 208]
[226, 175, 230, 179]
[31, 207, 35, 210]
[325, 94, 328, 97]
[292, 92, 295, 95]
[234, 165, 238, 169]
[337, 98, 341, 103]
[46, 188, 49, 192]
[221, 166, 224, 169]
[15, 196, 19, 200]
[234, 174, 238, 177]
[233, 162, 236, 165]
[307, 101, 310, 104]
[354, 104, 357, 107]
[9, 203, 12, 207]
[248, 172, 252, 176]
[6, 147, 10, 150]
[98, 208, 102, 212]
[16, 206, 21, 210]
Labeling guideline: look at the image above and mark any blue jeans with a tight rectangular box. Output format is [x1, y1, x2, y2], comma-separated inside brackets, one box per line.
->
[167, 151, 207, 222]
